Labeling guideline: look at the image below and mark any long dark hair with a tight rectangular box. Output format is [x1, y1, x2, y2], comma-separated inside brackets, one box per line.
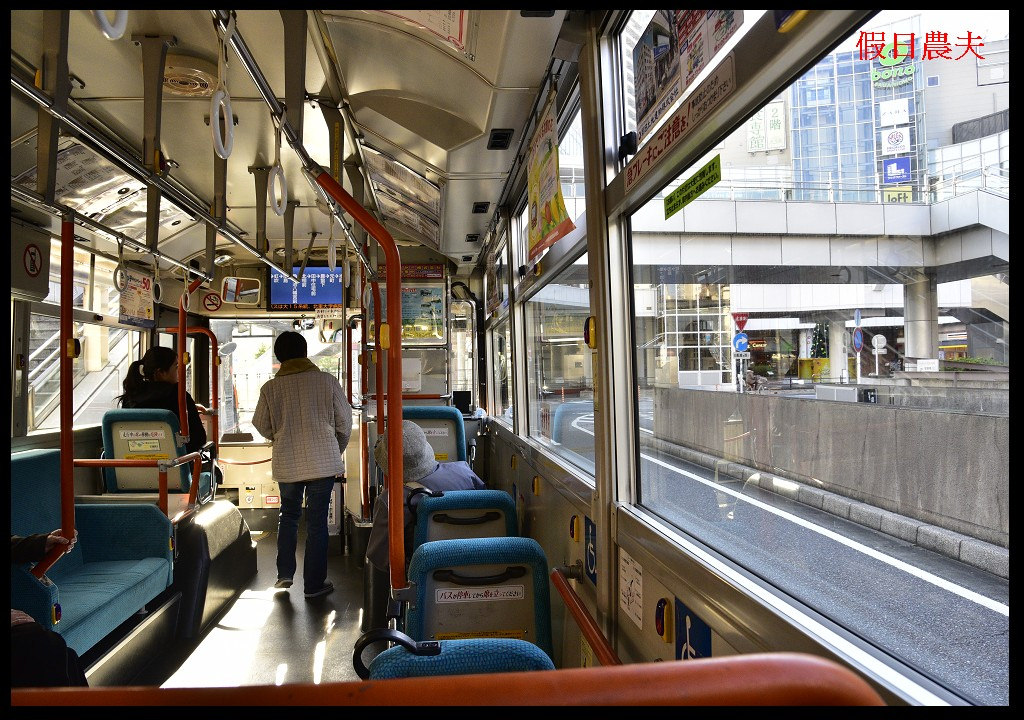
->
[117, 346, 177, 407]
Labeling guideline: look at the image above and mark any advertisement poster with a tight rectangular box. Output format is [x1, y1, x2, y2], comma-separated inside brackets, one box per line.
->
[883, 156, 911, 184]
[678, 10, 742, 91]
[375, 284, 447, 344]
[118, 267, 156, 328]
[882, 126, 910, 155]
[746, 100, 786, 153]
[526, 93, 575, 262]
[485, 248, 499, 316]
[634, 10, 681, 142]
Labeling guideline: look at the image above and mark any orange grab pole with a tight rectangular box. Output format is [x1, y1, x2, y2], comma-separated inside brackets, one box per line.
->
[11, 653, 886, 706]
[550, 568, 621, 666]
[313, 170, 405, 590]
[36, 215, 79, 578]
[359, 266, 370, 518]
[370, 281, 384, 437]
[176, 278, 204, 446]
[162, 326, 219, 454]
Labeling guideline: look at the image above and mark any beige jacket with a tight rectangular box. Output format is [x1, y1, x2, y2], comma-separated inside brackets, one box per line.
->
[252, 358, 353, 482]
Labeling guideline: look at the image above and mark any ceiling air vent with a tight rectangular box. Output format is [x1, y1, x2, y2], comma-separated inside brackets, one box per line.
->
[487, 128, 514, 150]
[163, 54, 218, 97]
[462, 255, 474, 262]
[472, 201, 489, 214]
[466, 234, 480, 243]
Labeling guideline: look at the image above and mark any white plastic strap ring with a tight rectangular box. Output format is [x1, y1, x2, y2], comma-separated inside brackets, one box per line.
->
[92, 10, 128, 40]
[268, 164, 287, 217]
[327, 236, 337, 272]
[181, 287, 191, 312]
[211, 89, 234, 159]
[113, 263, 129, 292]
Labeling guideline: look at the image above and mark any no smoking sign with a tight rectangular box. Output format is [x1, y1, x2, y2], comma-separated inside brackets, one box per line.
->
[203, 292, 223, 312]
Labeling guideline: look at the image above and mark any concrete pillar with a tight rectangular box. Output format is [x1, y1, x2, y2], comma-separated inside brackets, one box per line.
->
[829, 318, 848, 382]
[83, 324, 109, 372]
[904, 274, 938, 361]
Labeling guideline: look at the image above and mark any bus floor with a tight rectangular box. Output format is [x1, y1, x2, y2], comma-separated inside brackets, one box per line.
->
[137, 524, 369, 688]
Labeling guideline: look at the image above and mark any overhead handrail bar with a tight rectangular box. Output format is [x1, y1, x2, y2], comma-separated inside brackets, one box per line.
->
[11, 652, 887, 705]
[9, 72, 296, 284]
[209, 9, 405, 588]
[10, 184, 212, 282]
[551, 566, 621, 666]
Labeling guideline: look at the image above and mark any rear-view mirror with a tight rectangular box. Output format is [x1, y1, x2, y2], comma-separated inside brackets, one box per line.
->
[222, 276, 262, 305]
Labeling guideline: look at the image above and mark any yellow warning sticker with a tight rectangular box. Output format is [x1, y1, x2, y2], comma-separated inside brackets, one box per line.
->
[127, 453, 170, 460]
[434, 453, 449, 461]
[435, 630, 526, 640]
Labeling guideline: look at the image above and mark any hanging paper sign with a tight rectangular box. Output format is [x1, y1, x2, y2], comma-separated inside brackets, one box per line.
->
[118, 267, 156, 328]
[377, 10, 469, 53]
[485, 248, 500, 316]
[527, 93, 576, 262]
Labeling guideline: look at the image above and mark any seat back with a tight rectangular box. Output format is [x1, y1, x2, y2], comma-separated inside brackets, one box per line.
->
[370, 637, 554, 679]
[11, 449, 85, 576]
[413, 489, 517, 549]
[405, 536, 553, 659]
[100, 408, 197, 493]
[402, 405, 467, 463]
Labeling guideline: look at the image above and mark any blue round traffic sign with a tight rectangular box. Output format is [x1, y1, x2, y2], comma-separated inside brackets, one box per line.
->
[732, 333, 749, 352]
[853, 326, 864, 352]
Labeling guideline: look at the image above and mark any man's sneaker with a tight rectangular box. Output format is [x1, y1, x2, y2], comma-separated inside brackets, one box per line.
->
[274, 578, 293, 589]
[304, 581, 334, 599]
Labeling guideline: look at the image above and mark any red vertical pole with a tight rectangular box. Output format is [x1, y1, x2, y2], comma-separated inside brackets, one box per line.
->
[35, 214, 78, 578]
[313, 171, 405, 589]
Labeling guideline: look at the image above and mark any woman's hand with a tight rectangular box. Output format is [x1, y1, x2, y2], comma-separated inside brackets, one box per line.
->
[45, 530, 77, 555]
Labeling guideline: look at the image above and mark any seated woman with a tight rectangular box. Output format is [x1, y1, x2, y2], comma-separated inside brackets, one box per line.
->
[11, 531, 88, 688]
[116, 345, 209, 457]
[365, 420, 485, 571]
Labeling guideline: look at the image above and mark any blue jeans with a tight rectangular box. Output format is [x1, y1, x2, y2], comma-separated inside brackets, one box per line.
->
[277, 477, 335, 592]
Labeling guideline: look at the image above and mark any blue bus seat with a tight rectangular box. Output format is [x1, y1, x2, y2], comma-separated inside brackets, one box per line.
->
[405, 536, 553, 659]
[100, 408, 213, 506]
[402, 405, 469, 464]
[361, 634, 554, 680]
[10, 449, 174, 656]
[413, 489, 517, 549]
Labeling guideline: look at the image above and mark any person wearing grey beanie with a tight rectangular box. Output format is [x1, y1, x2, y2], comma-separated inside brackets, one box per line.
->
[373, 420, 438, 483]
[365, 419, 485, 571]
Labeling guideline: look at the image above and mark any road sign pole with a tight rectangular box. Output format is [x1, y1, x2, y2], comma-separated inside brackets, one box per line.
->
[874, 351, 879, 378]
[857, 349, 861, 384]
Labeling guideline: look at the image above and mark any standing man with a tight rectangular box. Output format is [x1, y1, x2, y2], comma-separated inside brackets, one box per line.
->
[253, 331, 353, 599]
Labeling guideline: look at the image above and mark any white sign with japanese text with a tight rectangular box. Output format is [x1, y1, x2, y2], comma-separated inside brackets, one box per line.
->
[625, 53, 735, 193]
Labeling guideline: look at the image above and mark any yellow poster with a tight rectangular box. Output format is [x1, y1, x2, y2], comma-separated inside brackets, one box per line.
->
[527, 93, 575, 262]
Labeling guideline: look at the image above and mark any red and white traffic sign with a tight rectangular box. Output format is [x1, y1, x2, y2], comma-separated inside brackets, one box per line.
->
[731, 312, 749, 332]
[203, 292, 223, 312]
